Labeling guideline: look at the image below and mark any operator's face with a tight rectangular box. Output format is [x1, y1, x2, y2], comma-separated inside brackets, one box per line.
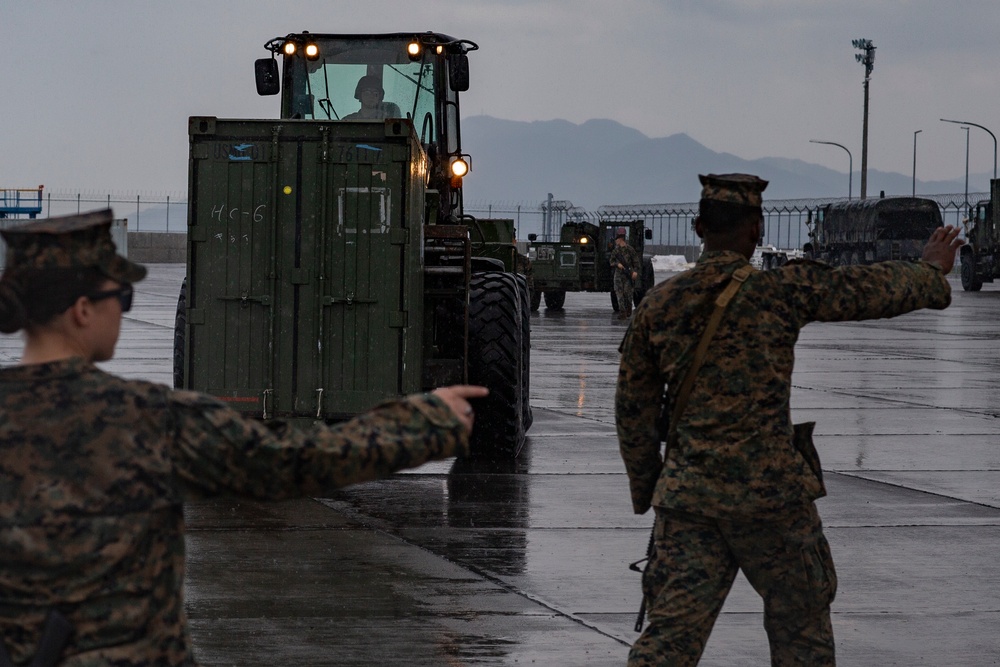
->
[359, 87, 383, 108]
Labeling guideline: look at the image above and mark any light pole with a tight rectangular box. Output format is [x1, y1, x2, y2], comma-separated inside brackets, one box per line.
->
[853, 39, 876, 199]
[941, 118, 997, 181]
[810, 140, 853, 199]
[963, 126, 970, 214]
[912, 130, 922, 197]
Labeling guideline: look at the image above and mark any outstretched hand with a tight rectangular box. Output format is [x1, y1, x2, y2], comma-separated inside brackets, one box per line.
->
[432, 385, 489, 432]
[922, 225, 964, 274]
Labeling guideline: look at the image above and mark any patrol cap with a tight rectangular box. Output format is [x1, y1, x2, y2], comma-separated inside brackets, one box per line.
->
[698, 173, 769, 208]
[1, 209, 147, 283]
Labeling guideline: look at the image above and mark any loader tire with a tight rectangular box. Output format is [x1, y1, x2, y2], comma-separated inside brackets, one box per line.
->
[516, 274, 533, 432]
[961, 253, 983, 292]
[543, 290, 566, 310]
[172, 278, 187, 389]
[468, 272, 525, 458]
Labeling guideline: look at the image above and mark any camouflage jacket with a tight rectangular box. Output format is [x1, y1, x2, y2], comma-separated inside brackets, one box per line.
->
[0, 358, 467, 665]
[616, 250, 951, 519]
[609, 244, 640, 275]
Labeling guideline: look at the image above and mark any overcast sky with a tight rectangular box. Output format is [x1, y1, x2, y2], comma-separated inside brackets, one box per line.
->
[4, 1, 1000, 201]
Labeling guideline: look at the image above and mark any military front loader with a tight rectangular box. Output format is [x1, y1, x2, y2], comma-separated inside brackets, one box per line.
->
[173, 32, 531, 456]
[525, 219, 654, 311]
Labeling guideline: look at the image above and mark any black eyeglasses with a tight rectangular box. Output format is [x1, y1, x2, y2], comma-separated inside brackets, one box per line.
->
[87, 284, 133, 312]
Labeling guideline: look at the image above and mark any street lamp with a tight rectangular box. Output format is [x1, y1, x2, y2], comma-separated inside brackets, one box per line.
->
[810, 140, 853, 199]
[963, 126, 970, 214]
[853, 38, 876, 199]
[912, 130, 922, 197]
[940, 118, 997, 180]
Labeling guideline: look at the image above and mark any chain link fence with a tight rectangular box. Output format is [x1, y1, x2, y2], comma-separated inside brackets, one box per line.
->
[469, 192, 989, 252]
[8, 190, 988, 254]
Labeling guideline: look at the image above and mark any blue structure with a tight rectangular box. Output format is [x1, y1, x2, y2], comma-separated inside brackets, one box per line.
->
[0, 186, 44, 219]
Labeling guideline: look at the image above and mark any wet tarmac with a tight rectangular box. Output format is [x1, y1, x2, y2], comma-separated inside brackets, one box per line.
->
[3, 264, 999, 665]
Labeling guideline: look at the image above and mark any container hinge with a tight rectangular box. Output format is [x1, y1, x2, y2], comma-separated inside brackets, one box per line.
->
[262, 389, 272, 420]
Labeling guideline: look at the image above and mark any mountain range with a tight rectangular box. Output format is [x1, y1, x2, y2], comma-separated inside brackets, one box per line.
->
[460, 115, 990, 210]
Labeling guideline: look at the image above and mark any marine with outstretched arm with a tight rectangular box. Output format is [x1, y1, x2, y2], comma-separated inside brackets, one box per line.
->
[616, 173, 963, 666]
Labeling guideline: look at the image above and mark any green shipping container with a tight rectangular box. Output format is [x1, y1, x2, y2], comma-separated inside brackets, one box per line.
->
[183, 117, 427, 421]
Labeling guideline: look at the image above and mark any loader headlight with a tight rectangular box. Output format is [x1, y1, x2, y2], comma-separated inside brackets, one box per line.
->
[283, 41, 297, 56]
[450, 157, 469, 178]
[407, 41, 422, 60]
[304, 42, 320, 60]
[579, 236, 589, 245]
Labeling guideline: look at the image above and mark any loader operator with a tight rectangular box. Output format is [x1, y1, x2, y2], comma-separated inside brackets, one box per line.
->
[616, 173, 963, 666]
[0, 209, 486, 665]
[343, 74, 402, 120]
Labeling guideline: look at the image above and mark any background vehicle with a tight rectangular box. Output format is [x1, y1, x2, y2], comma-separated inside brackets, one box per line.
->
[959, 178, 1000, 291]
[174, 32, 531, 456]
[525, 219, 654, 311]
[804, 196, 942, 266]
[752, 244, 805, 270]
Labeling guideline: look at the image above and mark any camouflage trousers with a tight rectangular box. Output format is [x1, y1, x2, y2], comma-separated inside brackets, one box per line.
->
[629, 504, 837, 667]
[614, 272, 635, 314]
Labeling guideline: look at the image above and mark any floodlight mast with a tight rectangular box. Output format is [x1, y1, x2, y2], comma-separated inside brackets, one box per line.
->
[852, 39, 875, 199]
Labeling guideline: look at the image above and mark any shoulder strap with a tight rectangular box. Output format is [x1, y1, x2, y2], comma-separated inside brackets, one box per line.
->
[666, 265, 754, 448]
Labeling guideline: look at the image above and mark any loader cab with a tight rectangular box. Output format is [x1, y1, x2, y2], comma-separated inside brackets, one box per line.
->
[256, 32, 476, 222]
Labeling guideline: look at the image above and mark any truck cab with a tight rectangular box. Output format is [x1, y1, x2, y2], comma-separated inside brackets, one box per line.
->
[960, 178, 1000, 291]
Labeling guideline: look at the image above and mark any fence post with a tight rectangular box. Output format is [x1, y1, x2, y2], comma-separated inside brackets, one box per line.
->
[167, 196, 170, 233]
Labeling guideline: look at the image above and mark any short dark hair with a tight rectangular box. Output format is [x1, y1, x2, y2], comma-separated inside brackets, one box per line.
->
[698, 198, 762, 236]
[0, 267, 107, 333]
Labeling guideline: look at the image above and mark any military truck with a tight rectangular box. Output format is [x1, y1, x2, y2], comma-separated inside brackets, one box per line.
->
[173, 32, 531, 457]
[804, 196, 942, 266]
[958, 179, 1000, 291]
[525, 219, 654, 311]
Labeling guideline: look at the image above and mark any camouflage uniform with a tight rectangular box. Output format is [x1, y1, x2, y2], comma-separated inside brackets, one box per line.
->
[0, 211, 470, 665]
[609, 241, 641, 317]
[616, 174, 952, 666]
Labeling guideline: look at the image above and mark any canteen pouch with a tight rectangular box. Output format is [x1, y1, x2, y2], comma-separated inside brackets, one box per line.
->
[793, 421, 826, 496]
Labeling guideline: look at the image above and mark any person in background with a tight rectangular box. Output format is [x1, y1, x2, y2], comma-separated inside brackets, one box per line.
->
[0, 209, 486, 665]
[616, 173, 963, 666]
[610, 232, 640, 319]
